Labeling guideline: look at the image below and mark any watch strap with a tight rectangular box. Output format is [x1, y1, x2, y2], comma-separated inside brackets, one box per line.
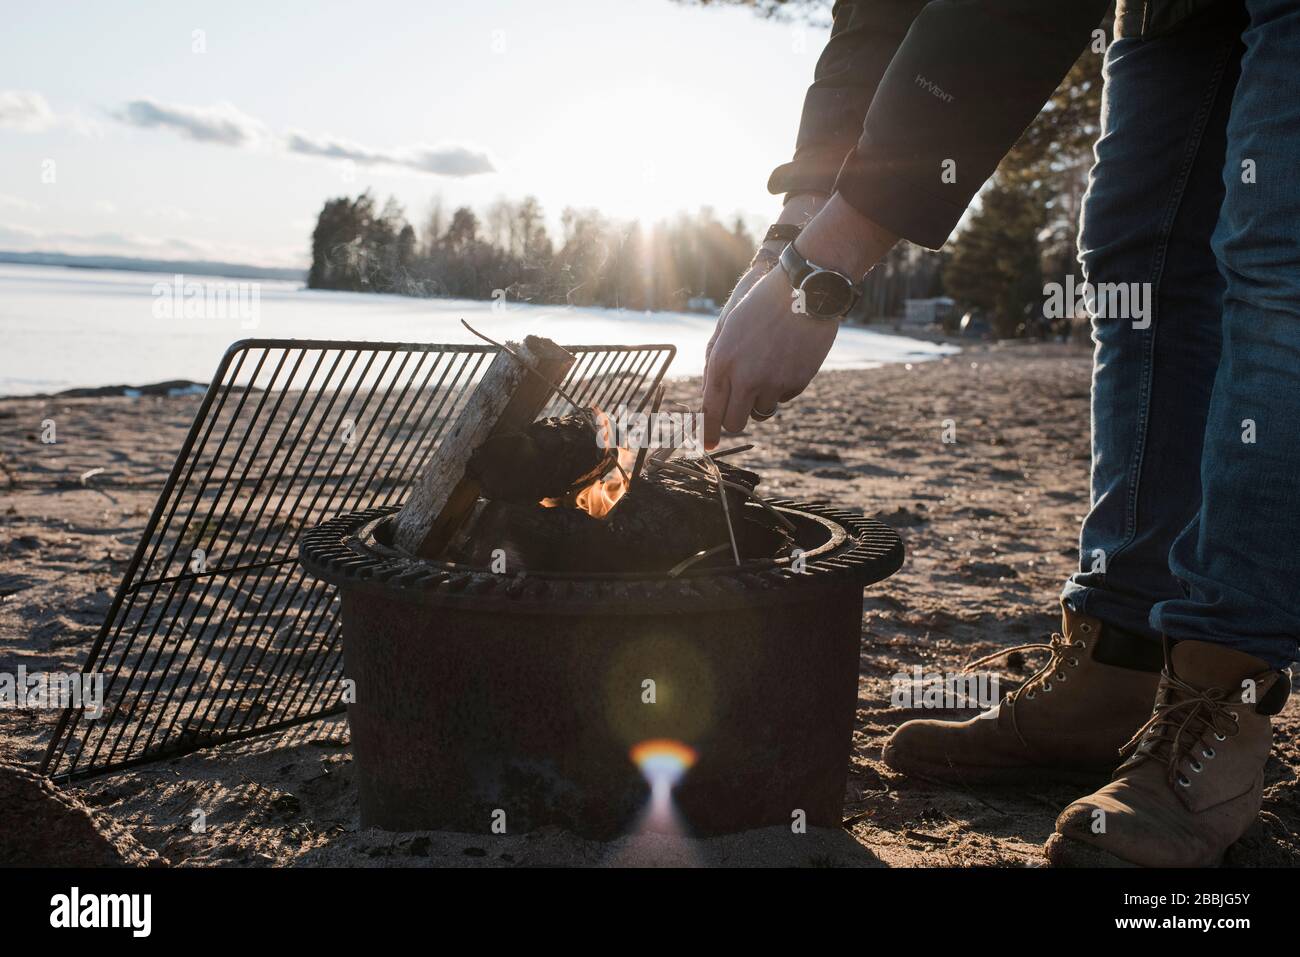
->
[779, 240, 814, 288]
[763, 223, 803, 244]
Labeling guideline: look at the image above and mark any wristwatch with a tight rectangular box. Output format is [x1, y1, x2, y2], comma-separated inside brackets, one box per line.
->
[778, 242, 861, 320]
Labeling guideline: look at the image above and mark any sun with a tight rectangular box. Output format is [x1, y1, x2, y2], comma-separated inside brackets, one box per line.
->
[531, 83, 724, 225]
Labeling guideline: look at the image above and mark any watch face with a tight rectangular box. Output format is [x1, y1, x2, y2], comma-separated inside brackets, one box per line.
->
[801, 270, 855, 318]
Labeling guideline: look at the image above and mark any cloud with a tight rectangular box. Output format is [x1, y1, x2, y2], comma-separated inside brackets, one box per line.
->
[0, 91, 57, 131]
[285, 131, 494, 177]
[109, 97, 492, 178]
[114, 98, 263, 146]
[0, 221, 305, 268]
[403, 145, 496, 176]
[0, 221, 202, 255]
[0, 194, 41, 213]
[0, 91, 101, 137]
[63, 108, 106, 138]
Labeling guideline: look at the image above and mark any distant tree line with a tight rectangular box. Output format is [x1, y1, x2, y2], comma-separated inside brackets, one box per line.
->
[306, 191, 946, 321]
[307, 192, 770, 313]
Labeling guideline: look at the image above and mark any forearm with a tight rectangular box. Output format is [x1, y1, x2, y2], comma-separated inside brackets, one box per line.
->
[796, 193, 897, 278]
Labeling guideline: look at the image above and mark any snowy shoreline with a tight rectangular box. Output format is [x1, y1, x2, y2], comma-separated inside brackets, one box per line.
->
[0, 263, 959, 398]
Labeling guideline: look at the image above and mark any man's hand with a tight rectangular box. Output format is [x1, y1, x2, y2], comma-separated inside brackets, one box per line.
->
[704, 252, 778, 365]
[705, 193, 827, 365]
[702, 265, 838, 449]
[701, 193, 898, 449]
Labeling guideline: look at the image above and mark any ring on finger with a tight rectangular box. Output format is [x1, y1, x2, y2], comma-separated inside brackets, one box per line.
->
[750, 403, 779, 422]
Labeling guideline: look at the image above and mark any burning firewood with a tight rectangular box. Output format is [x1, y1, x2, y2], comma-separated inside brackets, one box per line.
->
[449, 459, 792, 575]
[394, 324, 793, 573]
[392, 334, 576, 558]
[466, 412, 614, 504]
[451, 499, 612, 573]
[606, 464, 790, 570]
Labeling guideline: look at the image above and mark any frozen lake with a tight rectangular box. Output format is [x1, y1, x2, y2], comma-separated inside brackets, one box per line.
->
[0, 263, 957, 396]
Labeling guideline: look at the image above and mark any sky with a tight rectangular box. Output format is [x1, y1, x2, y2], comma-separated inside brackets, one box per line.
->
[0, 0, 826, 268]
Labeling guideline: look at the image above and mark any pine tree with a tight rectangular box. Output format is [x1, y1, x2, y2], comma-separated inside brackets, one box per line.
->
[943, 185, 1042, 339]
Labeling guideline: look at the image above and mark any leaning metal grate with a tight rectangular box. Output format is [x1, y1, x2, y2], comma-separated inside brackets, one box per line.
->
[41, 338, 675, 782]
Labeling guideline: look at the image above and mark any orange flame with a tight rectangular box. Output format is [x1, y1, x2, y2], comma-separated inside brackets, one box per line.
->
[541, 407, 636, 519]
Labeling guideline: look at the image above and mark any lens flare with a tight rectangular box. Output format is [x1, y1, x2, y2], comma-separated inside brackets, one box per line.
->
[605, 739, 699, 864]
[631, 739, 697, 781]
[630, 738, 697, 825]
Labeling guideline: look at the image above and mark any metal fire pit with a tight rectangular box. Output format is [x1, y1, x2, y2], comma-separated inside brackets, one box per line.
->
[299, 501, 902, 837]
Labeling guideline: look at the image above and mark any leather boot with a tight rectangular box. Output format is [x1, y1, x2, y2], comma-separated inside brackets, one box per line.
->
[882, 601, 1161, 784]
[1046, 639, 1286, 867]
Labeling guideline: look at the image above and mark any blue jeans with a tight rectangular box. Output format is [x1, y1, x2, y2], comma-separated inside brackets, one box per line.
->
[1060, 0, 1300, 670]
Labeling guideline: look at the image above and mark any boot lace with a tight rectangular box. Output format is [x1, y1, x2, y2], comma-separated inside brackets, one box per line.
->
[962, 632, 1082, 747]
[1117, 669, 1242, 788]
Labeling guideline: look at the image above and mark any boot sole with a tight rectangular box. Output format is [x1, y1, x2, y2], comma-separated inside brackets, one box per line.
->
[1044, 832, 1229, 868]
[1043, 833, 1139, 868]
[881, 743, 1114, 788]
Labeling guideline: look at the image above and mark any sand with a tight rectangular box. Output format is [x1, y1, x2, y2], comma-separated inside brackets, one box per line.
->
[1, 340, 1296, 867]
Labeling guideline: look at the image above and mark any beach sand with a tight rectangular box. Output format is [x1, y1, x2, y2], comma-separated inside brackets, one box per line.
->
[2, 341, 1296, 867]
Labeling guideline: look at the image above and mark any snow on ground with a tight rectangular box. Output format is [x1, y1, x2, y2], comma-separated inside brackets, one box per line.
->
[0, 264, 957, 396]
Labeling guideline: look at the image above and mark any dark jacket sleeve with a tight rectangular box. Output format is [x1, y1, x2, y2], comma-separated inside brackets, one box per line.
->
[833, 0, 1110, 249]
[768, 0, 931, 198]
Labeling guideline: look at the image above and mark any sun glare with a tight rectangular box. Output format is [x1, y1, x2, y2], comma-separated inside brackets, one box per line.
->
[542, 85, 715, 224]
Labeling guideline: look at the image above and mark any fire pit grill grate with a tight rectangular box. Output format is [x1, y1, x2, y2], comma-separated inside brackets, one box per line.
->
[40, 338, 675, 782]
